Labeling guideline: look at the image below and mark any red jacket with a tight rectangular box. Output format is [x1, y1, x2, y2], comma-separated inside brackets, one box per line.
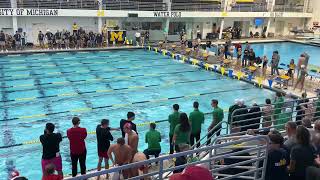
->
[67, 127, 87, 155]
[42, 174, 62, 180]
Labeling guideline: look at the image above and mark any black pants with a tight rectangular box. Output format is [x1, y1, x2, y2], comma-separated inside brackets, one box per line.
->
[190, 132, 201, 148]
[143, 149, 161, 159]
[207, 125, 221, 145]
[169, 134, 174, 154]
[71, 150, 86, 177]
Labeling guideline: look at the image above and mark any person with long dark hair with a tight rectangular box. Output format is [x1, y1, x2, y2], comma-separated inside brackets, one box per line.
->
[173, 113, 191, 152]
[288, 126, 316, 180]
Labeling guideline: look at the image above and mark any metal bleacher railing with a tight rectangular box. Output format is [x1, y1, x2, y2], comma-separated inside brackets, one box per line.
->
[17, 0, 99, 10]
[104, 1, 168, 11]
[171, 2, 221, 11]
[0, 0, 11, 8]
[273, 5, 305, 12]
[66, 135, 269, 180]
[230, 3, 267, 12]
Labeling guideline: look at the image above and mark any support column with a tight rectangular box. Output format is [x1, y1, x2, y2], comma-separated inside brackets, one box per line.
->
[163, 18, 170, 43]
[97, 0, 103, 33]
[11, 0, 18, 33]
[219, 18, 225, 40]
[266, 0, 275, 37]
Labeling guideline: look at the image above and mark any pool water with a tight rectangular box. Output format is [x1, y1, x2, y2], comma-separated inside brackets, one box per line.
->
[0, 49, 275, 179]
[250, 42, 320, 67]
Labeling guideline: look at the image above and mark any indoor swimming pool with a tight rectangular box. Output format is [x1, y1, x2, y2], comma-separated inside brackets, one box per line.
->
[0, 49, 275, 179]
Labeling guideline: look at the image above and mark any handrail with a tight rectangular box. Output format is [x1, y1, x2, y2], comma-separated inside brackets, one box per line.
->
[66, 135, 269, 180]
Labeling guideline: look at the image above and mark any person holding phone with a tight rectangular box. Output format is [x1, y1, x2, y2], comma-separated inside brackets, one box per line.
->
[40, 123, 63, 179]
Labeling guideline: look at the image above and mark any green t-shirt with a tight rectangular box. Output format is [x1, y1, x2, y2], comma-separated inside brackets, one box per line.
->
[145, 129, 161, 151]
[169, 111, 180, 136]
[274, 97, 284, 119]
[174, 124, 191, 145]
[212, 107, 224, 128]
[189, 109, 204, 134]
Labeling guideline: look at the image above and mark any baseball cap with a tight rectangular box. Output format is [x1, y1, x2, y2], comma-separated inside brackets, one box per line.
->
[169, 166, 213, 180]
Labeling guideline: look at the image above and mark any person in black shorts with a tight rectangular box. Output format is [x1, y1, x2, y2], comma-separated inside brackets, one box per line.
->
[45, 30, 53, 49]
[96, 119, 113, 177]
[13, 31, 21, 51]
[0, 30, 6, 52]
[96, 33, 103, 47]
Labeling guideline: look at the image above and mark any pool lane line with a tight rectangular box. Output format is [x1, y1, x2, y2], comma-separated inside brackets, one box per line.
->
[3, 77, 219, 106]
[0, 68, 197, 90]
[1, 70, 197, 93]
[0, 62, 180, 81]
[1, 55, 167, 73]
[0, 110, 227, 149]
[0, 86, 253, 123]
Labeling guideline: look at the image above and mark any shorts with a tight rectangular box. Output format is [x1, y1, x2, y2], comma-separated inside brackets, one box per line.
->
[98, 151, 108, 158]
[0, 41, 5, 46]
[15, 41, 21, 46]
[41, 155, 62, 173]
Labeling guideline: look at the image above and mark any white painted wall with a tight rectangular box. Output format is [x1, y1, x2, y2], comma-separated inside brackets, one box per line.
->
[0, 17, 13, 34]
[268, 18, 304, 36]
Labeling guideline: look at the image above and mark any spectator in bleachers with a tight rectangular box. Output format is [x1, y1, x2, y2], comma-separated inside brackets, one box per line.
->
[67, 117, 87, 177]
[143, 123, 161, 160]
[262, 98, 273, 128]
[274, 92, 284, 124]
[276, 108, 292, 130]
[288, 126, 316, 180]
[302, 119, 315, 138]
[228, 99, 240, 129]
[234, 99, 248, 132]
[315, 120, 320, 134]
[170, 165, 213, 180]
[72, 22, 78, 35]
[42, 164, 62, 180]
[40, 123, 63, 179]
[296, 92, 308, 125]
[120, 112, 137, 138]
[284, 121, 297, 153]
[313, 133, 320, 155]
[243, 103, 261, 131]
[169, 104, 181, 154]
[96, 119, 114, 179]
[189, 101, 204, 148]
[173, 113, 191, 152]
[266, 133, 289, 180]
[107, 138, 132, 179]
[207, 99, 224, 145]
[124, 123, 139, 156]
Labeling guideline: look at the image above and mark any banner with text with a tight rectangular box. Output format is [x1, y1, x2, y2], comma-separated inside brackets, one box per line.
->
[0, 8, 59, 16]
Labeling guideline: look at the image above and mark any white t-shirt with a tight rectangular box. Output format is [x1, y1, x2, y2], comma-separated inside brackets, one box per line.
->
[135, 32, 141, 38]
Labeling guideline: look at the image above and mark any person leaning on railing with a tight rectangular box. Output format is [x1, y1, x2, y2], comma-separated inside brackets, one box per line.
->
[207, 99, 224, 145]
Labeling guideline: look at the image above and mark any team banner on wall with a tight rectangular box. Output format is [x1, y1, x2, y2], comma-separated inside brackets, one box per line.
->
[0, 8, 59, 16]
[108, 31, 126, 44]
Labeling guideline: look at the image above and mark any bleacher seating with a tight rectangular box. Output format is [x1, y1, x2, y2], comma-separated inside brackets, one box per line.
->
[0, 0, 11, 8]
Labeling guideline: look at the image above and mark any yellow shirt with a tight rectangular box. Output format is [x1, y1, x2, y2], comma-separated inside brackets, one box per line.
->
[289, 64, 295, 70]
[72, 24, 78, 31]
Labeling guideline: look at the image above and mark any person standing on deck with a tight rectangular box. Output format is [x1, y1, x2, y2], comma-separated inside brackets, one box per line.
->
[207, 99, 224, 145]
[169, 104, 181, 154]
[120, 112, 137, 138]
[271, 51, 280, 76]
[67, 117, 87, 177]
[189, 101, 205, 148]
